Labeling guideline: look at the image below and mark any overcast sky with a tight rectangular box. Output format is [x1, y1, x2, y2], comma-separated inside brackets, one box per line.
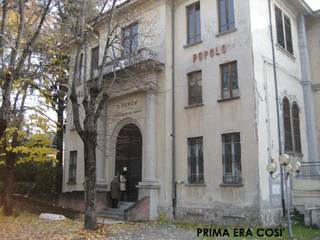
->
[305, 0, 320, 10]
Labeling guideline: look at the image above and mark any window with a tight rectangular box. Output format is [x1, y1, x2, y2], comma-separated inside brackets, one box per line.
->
[218, 0, 235, 33]
[292, 103, 301, 154]
[122, 23, 139, 55]
[275, 6, 293, 55]
[283, 97, 293, 153]
[283, 98, 302, 154]
[187, 2, 201, 44]
[220, 61, 239, 99]
[90, 46, 99, 78]
[188, 137, 204, 184]
[77, 53, 83, 82]
[68, 151, 77, 184]
[188, 71, 202, 105]
[222, 133, 242, 185]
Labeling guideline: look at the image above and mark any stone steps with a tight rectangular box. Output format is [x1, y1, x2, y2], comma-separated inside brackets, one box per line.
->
[98, 201, 135, 221]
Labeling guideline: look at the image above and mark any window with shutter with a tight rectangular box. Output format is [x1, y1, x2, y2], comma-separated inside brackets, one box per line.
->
[188, 137, 204, 184]
[218, 0, 235, 33]
[187, 2, 201, 44]
[222, 133, 242, 185]
[188, 71, 202, 105]
[220, 61, 239, 99]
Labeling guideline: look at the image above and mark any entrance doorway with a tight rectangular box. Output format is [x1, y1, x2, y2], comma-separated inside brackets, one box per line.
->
[115, 124, 142, 202]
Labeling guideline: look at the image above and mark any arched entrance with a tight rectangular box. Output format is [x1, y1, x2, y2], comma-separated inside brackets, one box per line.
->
[115, 123, 142, 202]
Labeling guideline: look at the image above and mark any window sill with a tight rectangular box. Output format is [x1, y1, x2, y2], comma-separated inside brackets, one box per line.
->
[185, 183, 206, 187]
[185, 103, 204, 109]
[215, 28, 237, 37]
[67, 181, 77, 185]
[217, 96, 240, 103]
[184, 40, 203, 49]
[275, 44, 295, 61]
[220, 183, 243, 187]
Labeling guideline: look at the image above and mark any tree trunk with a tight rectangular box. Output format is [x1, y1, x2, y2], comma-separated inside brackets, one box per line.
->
[3, 152, 15, 216]
[55, 103, 64, 193]
[83, 132, 97, 230]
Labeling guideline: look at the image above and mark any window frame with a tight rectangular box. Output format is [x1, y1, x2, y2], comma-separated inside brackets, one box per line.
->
[274, 5, 294, 55]
[292, 102, 302, 154]
[187, 70, 203, 106]
[222, 133, 242, 185]
[122, 22, 139, 55]
[186, 1, 201, 45]
[282, 98, 302, 155]
[220, 61, 239, 99]
[187, 137, 204, 184]
[218, 0, 235, 33]
[90, 46, 100, 78]
[68, 151, 77, 184]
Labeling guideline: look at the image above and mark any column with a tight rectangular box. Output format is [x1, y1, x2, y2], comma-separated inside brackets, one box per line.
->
[298, 14, 319, 162]
[138, 91, 160, 220]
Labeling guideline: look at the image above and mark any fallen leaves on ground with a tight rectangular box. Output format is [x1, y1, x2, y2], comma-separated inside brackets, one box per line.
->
[0, 211, 113, 240]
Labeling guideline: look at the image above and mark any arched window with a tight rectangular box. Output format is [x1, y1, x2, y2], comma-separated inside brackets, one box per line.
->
[283, 97, 293, 153]
[292, 102, 302, 154]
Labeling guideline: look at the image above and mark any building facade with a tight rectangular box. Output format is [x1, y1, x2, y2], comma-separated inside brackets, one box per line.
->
[63, 0, 320, 225]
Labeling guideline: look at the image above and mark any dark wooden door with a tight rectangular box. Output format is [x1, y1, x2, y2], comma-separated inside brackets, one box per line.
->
[115, 124, 142, 202]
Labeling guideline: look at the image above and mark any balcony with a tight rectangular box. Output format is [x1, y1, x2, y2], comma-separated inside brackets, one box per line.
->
[91, 48, 164, 80]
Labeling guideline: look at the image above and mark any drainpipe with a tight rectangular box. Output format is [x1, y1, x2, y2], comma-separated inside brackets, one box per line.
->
[171, 0, 177, 219]
[267, 0, 286, 217]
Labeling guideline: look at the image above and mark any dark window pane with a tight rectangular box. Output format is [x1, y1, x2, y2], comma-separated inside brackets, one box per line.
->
[275, 6, 285, 48]
[231, 62, 238, 89]
[227, 0, 235, 29]
[283, 98, 293, 152]
[78, 53, 83, 82]
[188, 137, 204, 184]
[69, 151, 77, 183]
[90, 46, 99, 78]
[284, 15, 293, 54]
[292, 103, 302, 154]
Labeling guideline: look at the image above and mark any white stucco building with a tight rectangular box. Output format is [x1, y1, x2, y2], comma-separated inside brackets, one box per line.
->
[62, 0, 320, 225]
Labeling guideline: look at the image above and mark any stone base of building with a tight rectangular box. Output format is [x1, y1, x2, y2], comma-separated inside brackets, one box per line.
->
[58, 191, 109, 213]
[158, 206, 282, 226]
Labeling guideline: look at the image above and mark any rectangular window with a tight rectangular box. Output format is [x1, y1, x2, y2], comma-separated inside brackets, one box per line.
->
[284, 15, 293, 54]
[220, 61, 239, 99]
[222, 133, 242, 185]
[188, 137, 204, 184]
[187, 2, 201, 44]
[218, 0, 235, 33]
[122, 22, 139, 55]
[90, 46, 99, 78]
[68, 151, 77, 184]
[188, 71, 202, 105]
[275, 6, 294, 55]
[77, 53, 83, 82]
